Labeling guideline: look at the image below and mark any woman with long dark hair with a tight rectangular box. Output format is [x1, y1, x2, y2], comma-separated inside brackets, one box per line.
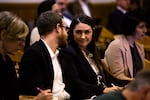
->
[63, 14, 129, 100]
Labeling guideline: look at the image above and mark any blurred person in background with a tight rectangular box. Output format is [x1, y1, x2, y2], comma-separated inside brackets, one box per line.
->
[107, 0, 131, 35]
[0, 11, 28, 100]
[94, 70, 150, 100]
[28, 0, 71, 47]
[29, 0, 61, 46]
[105, 10, 147, 81]
[67, 0, 92, 17]
[55, 0, 72, 27]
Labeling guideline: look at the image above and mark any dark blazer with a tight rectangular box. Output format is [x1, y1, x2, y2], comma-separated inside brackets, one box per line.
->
[19, 40, 72, 96]
[107, 8, 125, 34]
[0, 54, 19, 100]
[62, 45, 130, 100]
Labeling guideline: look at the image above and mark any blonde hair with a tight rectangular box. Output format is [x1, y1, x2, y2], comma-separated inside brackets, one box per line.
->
[0, 11, 28, 40]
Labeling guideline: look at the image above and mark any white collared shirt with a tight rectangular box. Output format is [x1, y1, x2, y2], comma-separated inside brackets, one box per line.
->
[30, 27, 40, 45]
[41, 39, 70, 100]
[79, 0, 91, 17]
[63, 16, 71, 27]
[117, 6, 127, 14]
[82, 50, 99, 75]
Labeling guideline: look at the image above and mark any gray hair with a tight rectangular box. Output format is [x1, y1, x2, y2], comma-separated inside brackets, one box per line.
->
[127, 70, 150, 91]
[0, 11, 28, 40]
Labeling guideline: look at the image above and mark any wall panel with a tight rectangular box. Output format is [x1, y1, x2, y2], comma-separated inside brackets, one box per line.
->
[0, 3, 39, 23]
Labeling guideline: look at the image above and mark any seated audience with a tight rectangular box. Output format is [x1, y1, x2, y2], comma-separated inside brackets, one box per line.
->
[94, 70, 150, 100]
[0, 11, 28, 100]
[107, 0, 131, 34]
[19, 11, 70, 100]
[104, 10, 147, 80]
[63, 14, 129, 100]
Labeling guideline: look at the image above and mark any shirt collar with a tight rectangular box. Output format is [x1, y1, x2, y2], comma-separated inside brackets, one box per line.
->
[117, 6, 127, 14]
[81, 50, 93, 58]
[79, 0, 87, 5]
[41, 39, 59, 59]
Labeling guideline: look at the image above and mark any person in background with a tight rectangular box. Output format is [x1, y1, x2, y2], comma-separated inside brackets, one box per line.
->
[94, 70, 150, 100]
[35, 0, 57, 25]
[143, 0, 150, 34]
[63, 14, 129, 100]
[55, 0, 72, 27]
[67, 0, 92, 17]
[0, 11, 28, 100]
[104, 10, 147, 81]
[107, 0, 131, 35]
[29, 0, 61, 46]
[19, 11, 70, 100]
[29, 0, 71, 46]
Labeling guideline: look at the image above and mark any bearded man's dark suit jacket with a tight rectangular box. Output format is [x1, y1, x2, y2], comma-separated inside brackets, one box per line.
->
[18, 40, 72, 96]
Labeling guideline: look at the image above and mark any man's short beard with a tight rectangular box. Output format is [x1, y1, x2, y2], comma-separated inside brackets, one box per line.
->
[58, 35, 68, 48]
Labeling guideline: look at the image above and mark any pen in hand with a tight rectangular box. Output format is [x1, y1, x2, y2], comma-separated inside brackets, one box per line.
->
[111, 83, 116, 87]
[37, 87, 52, 93]
[37, 87, 43, 92]
[35, 87, 53, 100]
[111, 83, 123, 90]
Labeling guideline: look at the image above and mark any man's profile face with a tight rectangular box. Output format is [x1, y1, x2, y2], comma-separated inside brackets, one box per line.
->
[56, 0, 68, 12]
[58, 19, 68, 47]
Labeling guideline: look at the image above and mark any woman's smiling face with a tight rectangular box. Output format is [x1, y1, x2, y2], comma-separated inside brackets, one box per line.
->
[73, 22, 93, 50]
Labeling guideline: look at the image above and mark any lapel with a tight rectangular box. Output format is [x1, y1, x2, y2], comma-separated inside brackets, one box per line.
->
[121, 36, 133, 77]
[39, 40, 54, 87]
[76, 47, 97, 78]
[57, 50, 65, 82]
[135, 41, 145, 67]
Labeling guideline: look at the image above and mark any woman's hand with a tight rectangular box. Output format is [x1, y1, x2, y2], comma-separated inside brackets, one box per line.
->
[103, 86, 122, 93]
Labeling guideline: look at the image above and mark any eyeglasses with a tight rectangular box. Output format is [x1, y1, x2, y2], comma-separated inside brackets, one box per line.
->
[62, 25, 69, 32]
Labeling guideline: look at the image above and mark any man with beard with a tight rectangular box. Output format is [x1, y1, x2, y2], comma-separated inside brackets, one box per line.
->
[19, 11, 70, 100]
